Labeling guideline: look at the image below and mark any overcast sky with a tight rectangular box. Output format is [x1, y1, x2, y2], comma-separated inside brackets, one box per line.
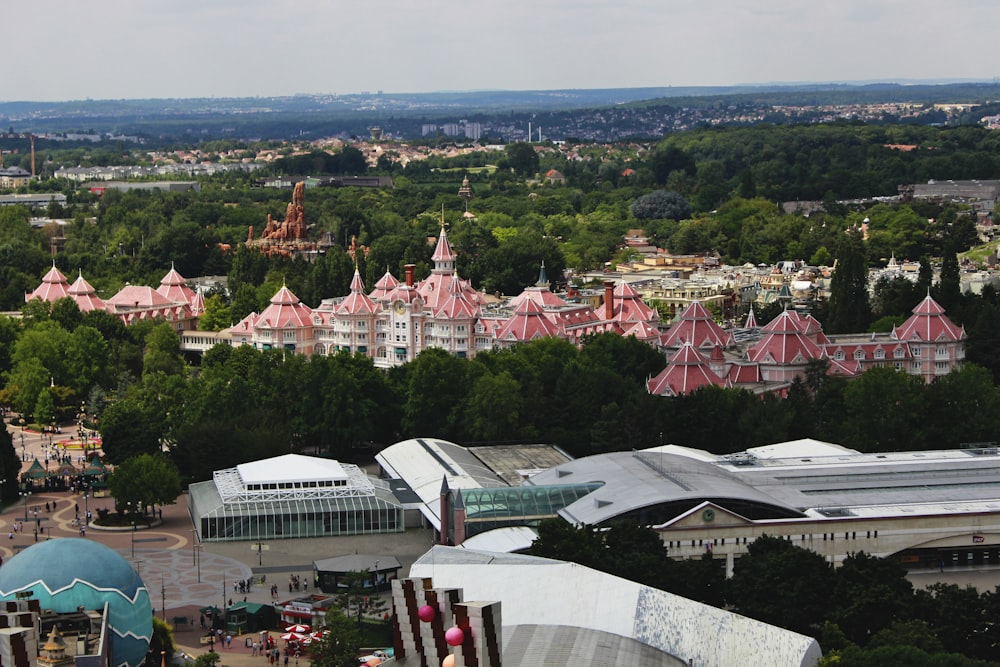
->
[4, 0, 999, 101]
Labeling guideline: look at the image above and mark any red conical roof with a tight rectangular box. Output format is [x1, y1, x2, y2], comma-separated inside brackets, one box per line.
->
[156, 263, 197, 304]
[662, 301, 735, 348]
[432, 224, 457, 264]
[495, 298, 562, 342]
[892, 293, 965, 342]
[647, 343, 726, 396]
[67, 271, 105, 312]
[25, 263, 70, 303]
[337, 271, 378, 315]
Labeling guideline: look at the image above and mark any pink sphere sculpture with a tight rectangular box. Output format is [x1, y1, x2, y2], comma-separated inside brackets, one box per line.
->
[445, 626, 464, 647]
[418, 605, 436, 622]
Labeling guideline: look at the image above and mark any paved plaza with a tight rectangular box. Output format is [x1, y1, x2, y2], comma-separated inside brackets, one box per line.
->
[3, 418, 432, 662]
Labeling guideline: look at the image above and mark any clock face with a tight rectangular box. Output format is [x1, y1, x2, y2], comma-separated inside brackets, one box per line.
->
[394, 300, 406, 315]
[702, 508, 715, 523]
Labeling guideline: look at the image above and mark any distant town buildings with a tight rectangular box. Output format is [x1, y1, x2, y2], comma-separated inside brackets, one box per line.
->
[0, 167, 31, 188]
[422, 120, 482, 140]
[0, 193, 66, 209]
[54, 162, 259, 182]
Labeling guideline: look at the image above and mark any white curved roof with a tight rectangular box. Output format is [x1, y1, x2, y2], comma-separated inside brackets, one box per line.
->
[410, 546, 821, 667]
[376, 438, 507, 529]
[459, 526, 538, 553]
[746, 439, 857, 460]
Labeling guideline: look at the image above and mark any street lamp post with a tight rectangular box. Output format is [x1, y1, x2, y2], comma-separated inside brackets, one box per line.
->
[131, 519, 136, 558]
[20, 489, 29, 523]
[257, 540, 262, 567]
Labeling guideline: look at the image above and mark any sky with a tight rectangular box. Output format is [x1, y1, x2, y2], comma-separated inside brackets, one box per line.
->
[4, 0, 1000, 102]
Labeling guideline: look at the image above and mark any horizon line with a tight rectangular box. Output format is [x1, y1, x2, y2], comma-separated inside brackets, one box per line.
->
[2, 78, 998, 106]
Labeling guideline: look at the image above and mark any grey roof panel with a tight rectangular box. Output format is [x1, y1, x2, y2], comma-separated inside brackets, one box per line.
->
[526, 450, 799, 525]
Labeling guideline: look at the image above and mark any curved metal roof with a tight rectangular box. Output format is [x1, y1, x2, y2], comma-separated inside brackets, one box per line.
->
[375, 437, 507, 530]
[525, 450, 801, 526]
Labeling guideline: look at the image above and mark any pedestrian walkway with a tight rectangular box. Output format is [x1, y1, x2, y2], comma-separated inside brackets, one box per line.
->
[0, 448, 430, 664]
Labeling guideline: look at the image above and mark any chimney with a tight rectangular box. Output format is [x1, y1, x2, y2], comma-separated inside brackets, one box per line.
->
[405, 264, 415, 288]
[604, 281, 615, 320]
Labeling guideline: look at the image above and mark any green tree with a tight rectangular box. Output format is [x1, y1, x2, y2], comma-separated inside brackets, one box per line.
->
[335, 571, 388, 628]
[143, 323, 186, 377]
[0, 315, 19, 379]
[401, 348, 472, 439]
[463, 371, 527, 441]
[630, 190, 691, 221]
[913, 583, 994, 659]
[12, 320, 71, 387]
[934, 242, 962, 313]
[922, 365, 1000, 448]
[310, 608, 361, 667]
[107, 453, 182, 515]
[867, 620, 943, 654]
[99, 397, 164, 464]
[505, 143, 539, 177]
[197, 294, 232, 331]
[33, 387, 57, 426]
[530, 519, 609, 571]
[146, 617, 177, 667]
[830, 552, 916, 645]
[840, 367, 926, 452]
[65, 325, 110, 396]
[727, 535, 834, 636]
[192, 652, 221, 667]
[0, 427, 20, 505]
[6, 356, 51, 417]
[826, 232, 871, 334]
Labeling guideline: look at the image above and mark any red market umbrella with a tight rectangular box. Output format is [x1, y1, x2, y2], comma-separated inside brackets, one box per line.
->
[285, 624, 310, 633]
[280, 632, 304, 642]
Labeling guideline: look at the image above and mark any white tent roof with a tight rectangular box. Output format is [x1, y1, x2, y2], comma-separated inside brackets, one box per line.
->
[459, 526, 537, 553]
[237, 454, 347, 485]
[746, 439, 859, 460]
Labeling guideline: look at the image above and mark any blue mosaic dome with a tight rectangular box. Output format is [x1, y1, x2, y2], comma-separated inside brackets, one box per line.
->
[0, 539, 152, 667]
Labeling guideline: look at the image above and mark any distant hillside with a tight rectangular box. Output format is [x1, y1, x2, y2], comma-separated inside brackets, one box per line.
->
[3, 82, 1000, 144]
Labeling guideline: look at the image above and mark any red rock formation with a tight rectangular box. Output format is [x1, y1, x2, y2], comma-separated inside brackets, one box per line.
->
[246, 182, 312, 256]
